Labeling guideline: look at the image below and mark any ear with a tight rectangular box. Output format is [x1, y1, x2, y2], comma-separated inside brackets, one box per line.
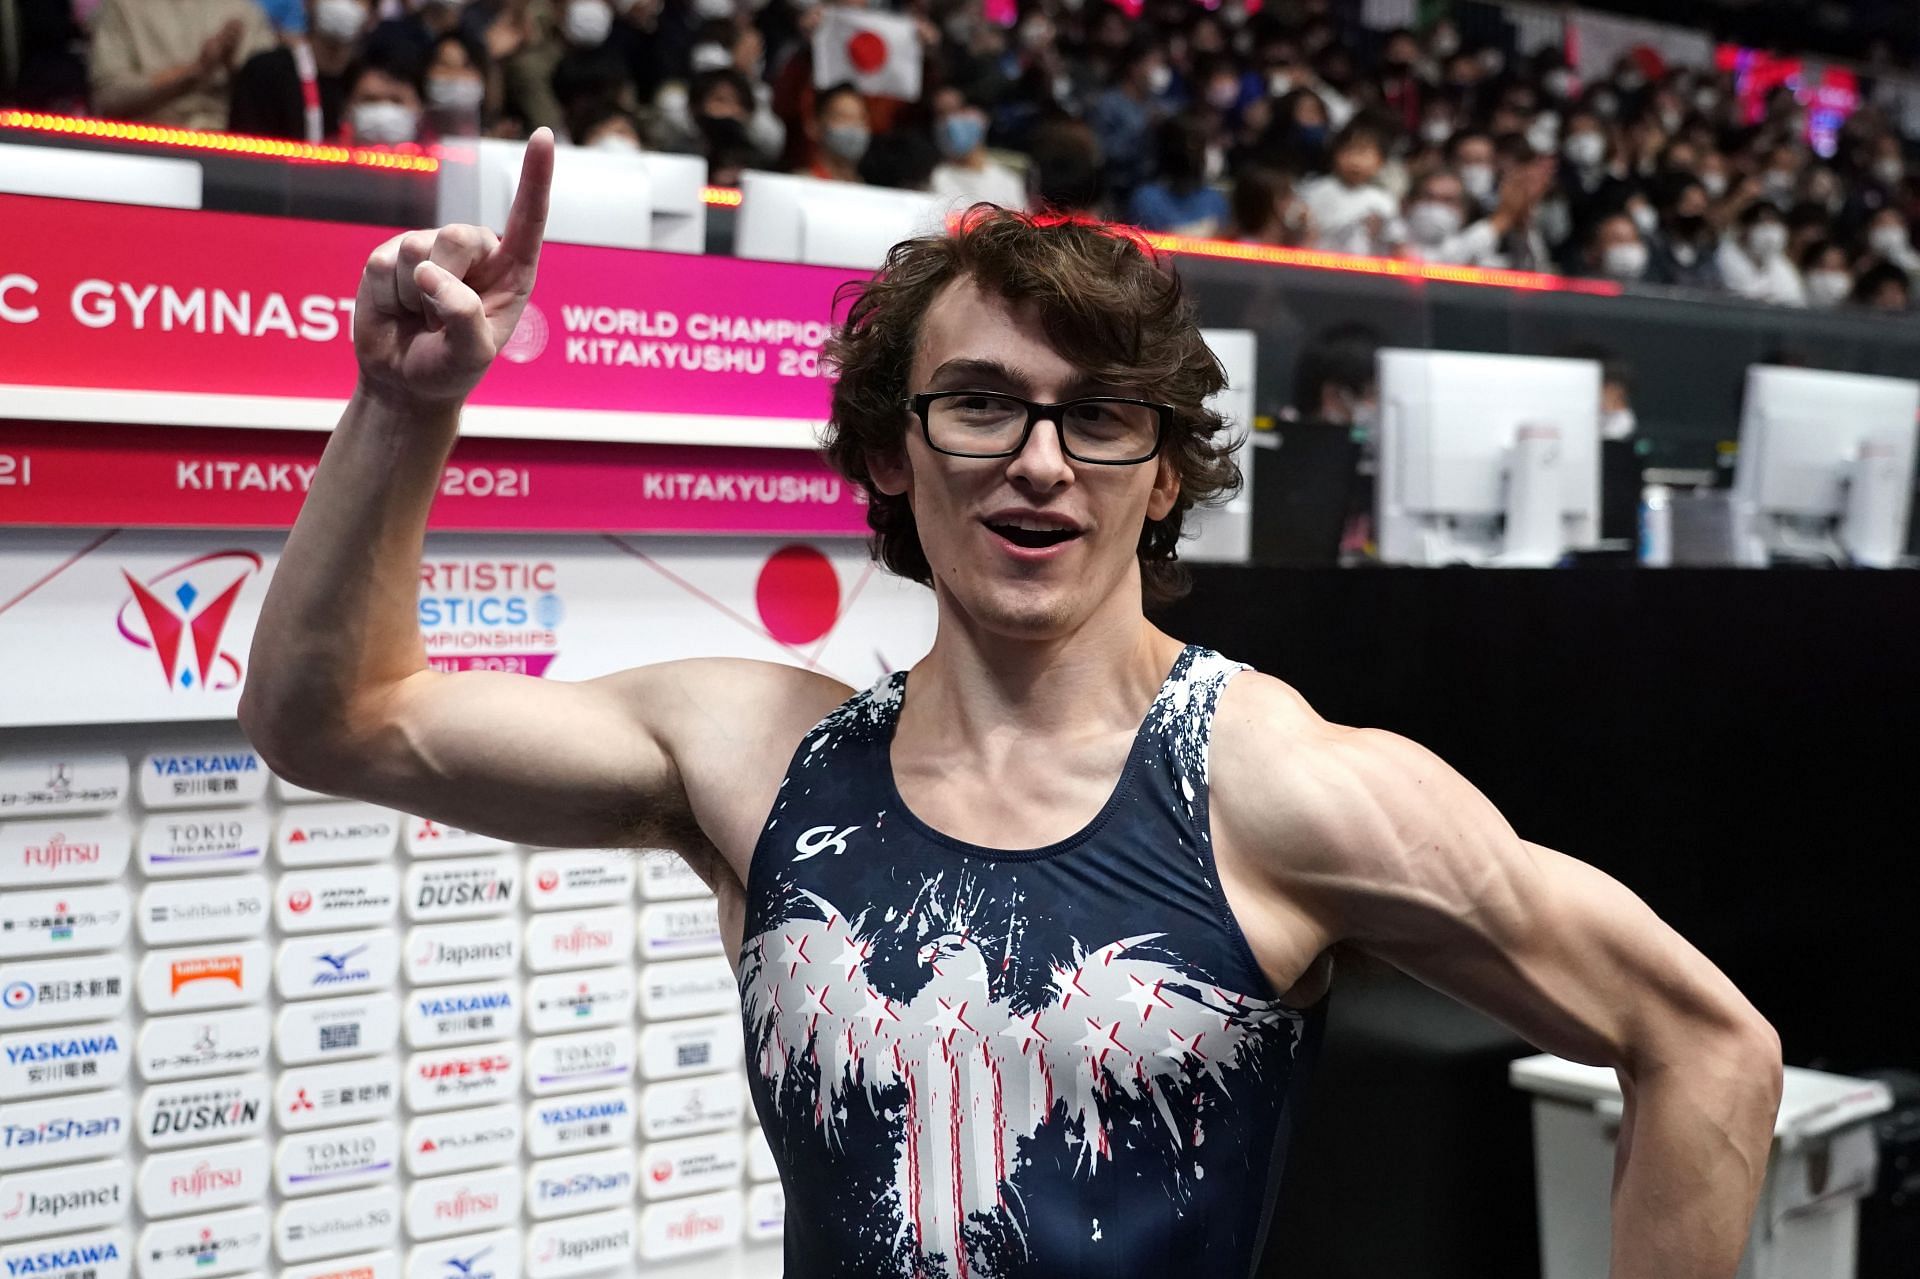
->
[1146, 453, 1181, 522]
[869, 442, 913, 499]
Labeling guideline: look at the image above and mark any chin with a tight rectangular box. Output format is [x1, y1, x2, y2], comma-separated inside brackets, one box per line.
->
[943, 570, 1107, 641]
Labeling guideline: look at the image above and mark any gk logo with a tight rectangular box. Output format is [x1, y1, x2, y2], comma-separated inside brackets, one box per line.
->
[794, 825, 860, 862]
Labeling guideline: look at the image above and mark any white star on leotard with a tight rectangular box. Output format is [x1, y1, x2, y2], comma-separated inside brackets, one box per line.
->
[835, 935, 873, 981]
[777, 932, 811, 978]
[1076, 1016, 1127, 1068]
[1119, 975, 1175, 1021]
[861, 988, 903, 1035]
[999, 1010, 1049, 1054]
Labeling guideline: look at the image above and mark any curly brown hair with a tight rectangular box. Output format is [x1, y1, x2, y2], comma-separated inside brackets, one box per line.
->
[820, 204, 1240, 609]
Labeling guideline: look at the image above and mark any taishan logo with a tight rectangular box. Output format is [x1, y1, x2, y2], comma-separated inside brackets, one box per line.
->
[116, 550, 263, 691]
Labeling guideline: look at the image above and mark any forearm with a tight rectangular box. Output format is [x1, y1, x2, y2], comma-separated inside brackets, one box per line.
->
[93, 60, 201, 119]
[238, 385, 459, 770]
[1608, 1032, 1783, 1279]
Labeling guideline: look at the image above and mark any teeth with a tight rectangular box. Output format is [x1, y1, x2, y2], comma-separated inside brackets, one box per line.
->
[995, 517, 1074, 532]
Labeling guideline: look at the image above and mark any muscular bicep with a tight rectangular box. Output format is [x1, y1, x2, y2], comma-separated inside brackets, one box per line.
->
[1272, 728, 1763, 1071]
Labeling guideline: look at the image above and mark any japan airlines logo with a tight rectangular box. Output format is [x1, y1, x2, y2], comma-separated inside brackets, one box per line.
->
[115, 551, 263, 691]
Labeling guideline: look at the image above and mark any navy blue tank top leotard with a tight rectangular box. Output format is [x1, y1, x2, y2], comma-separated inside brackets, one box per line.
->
[737, 644, 1329, 1278]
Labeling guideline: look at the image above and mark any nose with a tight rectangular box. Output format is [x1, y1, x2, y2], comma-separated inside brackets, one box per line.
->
[1005, 411, 1075, 492]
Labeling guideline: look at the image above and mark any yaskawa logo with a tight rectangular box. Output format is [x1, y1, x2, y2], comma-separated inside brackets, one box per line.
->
[1, 1238, 120, 1276]
[3, 1031, 119, 1065]
[115, 551, 263, 691]
[147, 754, 259, 778]
[414, 992, 512, 1018]
[538, 1098, 628, 1125]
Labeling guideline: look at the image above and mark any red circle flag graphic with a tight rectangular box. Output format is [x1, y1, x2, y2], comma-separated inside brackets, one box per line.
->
[846, 29, 888, 74]
[755, 545, 841, 646]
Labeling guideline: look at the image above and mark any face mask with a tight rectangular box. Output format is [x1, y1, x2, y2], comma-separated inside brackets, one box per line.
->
[1629, 203, 1657, 235]
[1267, 70, 1293, 98]
[1204, 145, 1225, 182]
[1693, 88, 1718, 113]
[1526, 117, 1558, 154]
[1700, 170, 1727, 198]
[592, 133, 641, 152]
[1602, 240, 1648, 279]
[1564, 131, 1605, 168]
[426, 76, 484, 112]
[1875, 158, 1904, 187]
[1600, 407, 1637, 440]
[1543, 68, 1574, 99]
[822, 122, 869, 163]
[1458, 162, 1494, 202]
[1589, 91, 1618, 121]
[1657, 108, 1681, 134]
[1870, 223, 1910, 258]
[1615, 69, 1644, 93]
[1146, 64, 1172, 96]
[688, 42, 732, 73]
[936, 113, 984, 159]
[1295, 122, 1327, 150]
[564, 0, 613, 46]
[1747, 222, 1788, 259]
[656, 83, 689, 121]
[1763, 170, 1794, 197]
[313, 0, 367, 41]
[1429, 30, 1459, 58]
[692, 0, 734, 18]
[1806, 269, 1852, 307]
[1421, 117, 1452, 145]
[1408, 200, 1462, 245]
[350, 100, 418, 144]
[1207, 80, 1239, 111]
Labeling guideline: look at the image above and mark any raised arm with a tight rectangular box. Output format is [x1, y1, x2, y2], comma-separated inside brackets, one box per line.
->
[1211, 676, 1783, 1279]
[238, 131, 841, 878]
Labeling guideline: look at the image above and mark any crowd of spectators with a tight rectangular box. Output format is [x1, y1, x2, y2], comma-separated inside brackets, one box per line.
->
[9, 0, 1920, 310]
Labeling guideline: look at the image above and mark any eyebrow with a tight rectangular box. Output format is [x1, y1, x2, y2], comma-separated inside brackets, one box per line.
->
[924, 358, 1115, 399]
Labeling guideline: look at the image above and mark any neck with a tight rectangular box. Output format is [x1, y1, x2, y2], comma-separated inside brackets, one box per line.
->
[820, 151, 859, 180]
[902, 588, 1184, 756]
[955, 149, 986, 170]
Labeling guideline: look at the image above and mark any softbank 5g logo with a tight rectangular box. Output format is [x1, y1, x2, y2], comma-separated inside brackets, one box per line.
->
[793, 825, 860, 863]
[116, 551, 264, 691]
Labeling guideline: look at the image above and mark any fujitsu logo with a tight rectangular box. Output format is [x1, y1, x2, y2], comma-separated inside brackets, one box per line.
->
[20, 833, 100, 869]
[115, 551, 263, 691]
[168, 1159, 244, 1199]
[554, 923, 613, 954]
[666, 1207, 727, 1241]
[431, 1188, 499, 1222]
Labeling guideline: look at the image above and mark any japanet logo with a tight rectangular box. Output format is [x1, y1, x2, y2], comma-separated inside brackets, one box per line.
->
[114, 551, 263, 692]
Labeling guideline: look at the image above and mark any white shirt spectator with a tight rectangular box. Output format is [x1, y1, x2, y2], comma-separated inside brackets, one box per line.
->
[1716, 238, 1806, 307]
[933, 159, 1027, 212]
[1300, 175, 1403, 256]
[1438, 218, 1552, 270]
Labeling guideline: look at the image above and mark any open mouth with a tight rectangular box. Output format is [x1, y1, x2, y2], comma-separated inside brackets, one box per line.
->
[985, 521, 1083, 550]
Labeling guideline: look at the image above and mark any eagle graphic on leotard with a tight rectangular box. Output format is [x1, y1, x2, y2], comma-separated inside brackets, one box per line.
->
[739, 883, 1305, 1274]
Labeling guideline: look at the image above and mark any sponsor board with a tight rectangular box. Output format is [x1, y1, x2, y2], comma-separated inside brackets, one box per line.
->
[136, 941, 268, 1013]
[137, 1073, 268, 1148]
[136, 808, 268, 877]
[526, 1027, 633, 1096]
[405, 1168, 521, 1241]
[404, 1105, 520, 1179]
[523, 908, 631, 973]
[284, 1249, 400, 1279]
[0, 1158, 129, 1242]
[276, 1056, 399, 1131]
[637, 955, 737, 1020]
[402, 819, 510, 859]
[524, 1209, 632, 1279]
[274, 995, 400, 1065]
[525, 851, 632, 910]
[637, 1014, 740, 1082]
[0, 1088, 129, 1172]
[138, 875, 269, 944]
[637, 1188, 740, 1261]
[136, 1205, 269, 1279]
[274, 1187, 398, 1264]
[0, 817, 131, 887]
[405, 1229, 519, 1279]
[274, 803, 400, 867]
[1, 953, 129, 1027]
[637, 899, 722, 960]
[405, 920, 518, 986]
[276, 932, 400, 1000]
[274, 1121, 399, 1196]
[277, 866, 401, 932]
[406, 1042, 521, 1113]
[0, 754, 128, 818]
[746, 1124, 777, 1181]
[637, 1129, 743, 1201]
[138, 749, 268, 809]
[636, 849, 709, 900]
[137, 1006, 270, 1081]
[0, 883, 129, 957]
[404, 981, 518, 1049]
[639, 1073, 744, 1142]
[405, 857, 519, 922]
[136, 1138, 269, 1217]
[0, 1020, 131, 1099]
[524, 1089, 633, 1158]
[746, 1182, 784, 1242]
[524, 968, 632, 1035]
[526, 1148, 635, 1221]
[0, 1228, 132, 1279]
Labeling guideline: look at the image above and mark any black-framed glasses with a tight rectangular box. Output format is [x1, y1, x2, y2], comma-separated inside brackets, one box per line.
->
[904, 391, 1172, 465]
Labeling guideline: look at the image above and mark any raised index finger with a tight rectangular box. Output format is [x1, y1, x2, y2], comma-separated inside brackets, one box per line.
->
[501, 126, 555, 270]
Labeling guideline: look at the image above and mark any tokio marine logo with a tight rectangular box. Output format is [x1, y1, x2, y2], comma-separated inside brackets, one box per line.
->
[116, 550, 264, 690]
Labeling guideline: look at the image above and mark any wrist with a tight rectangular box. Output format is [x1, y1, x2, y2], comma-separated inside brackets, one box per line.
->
[351, 380, 467, 431]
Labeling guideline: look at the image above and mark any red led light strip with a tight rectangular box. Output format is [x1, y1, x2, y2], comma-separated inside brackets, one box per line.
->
[0, 110, 439, 172]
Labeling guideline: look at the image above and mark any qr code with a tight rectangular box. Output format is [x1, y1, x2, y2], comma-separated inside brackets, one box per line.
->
[676, 1043, 711, 1068]
[320, 1023, 360, 1051]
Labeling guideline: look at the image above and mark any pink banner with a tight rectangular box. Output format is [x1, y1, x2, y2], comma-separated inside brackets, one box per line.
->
[0, 193, 864, 421]
[0, 420, 869, 535]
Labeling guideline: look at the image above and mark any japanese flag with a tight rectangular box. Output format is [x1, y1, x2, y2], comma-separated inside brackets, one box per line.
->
[813, 7, 923, 102]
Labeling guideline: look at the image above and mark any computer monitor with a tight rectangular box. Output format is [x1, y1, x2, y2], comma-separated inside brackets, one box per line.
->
[435, 138, 708, 253]
[734, 170, 949, 269]
[1730, 365, 1919, 568]
[1375, 349, 1602, 567]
